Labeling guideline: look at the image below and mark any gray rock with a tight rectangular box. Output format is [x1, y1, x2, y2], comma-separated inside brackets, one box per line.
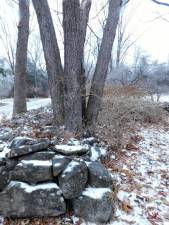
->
[0, 157, 6, 166]
[0, 166, 10, 191]
[89, 146, 106, 161]
[81, 137, 98, 146]
[54, 144, 90, 156]
[59, 160, 88, 199]
[52, 155, 71, 177]
[7, 139, 50, 158]
[20, 151, 56, 161]
[0, 128, 13, 141]
[11, 160, 53, 184]
[0, 181, 66, 217]
[72, 187, 113, 223]
[0, 159, 18, 191]
[9, 136, 37, 149]
[87, 162, 112, 187]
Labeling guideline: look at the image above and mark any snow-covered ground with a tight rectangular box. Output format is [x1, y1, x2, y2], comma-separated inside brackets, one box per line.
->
[0, 98, 51, 120]
[107, 127, 169, 225]
[146, 93, 169, 103]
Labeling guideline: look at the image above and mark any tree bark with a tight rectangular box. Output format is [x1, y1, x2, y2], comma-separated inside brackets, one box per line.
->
[13, 0, 29, 116]
[87, 0, 121, 127]
[63, 0, 83, 132]
[80, 0, 91, 124]
[32, 0, 64, 125]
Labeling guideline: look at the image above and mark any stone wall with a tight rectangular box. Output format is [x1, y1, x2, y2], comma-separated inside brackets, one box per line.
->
[0, 135, 114, 223]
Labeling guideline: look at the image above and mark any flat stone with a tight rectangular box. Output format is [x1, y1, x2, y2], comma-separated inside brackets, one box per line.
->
[9, 136, 37, 149]
[72, 187, 113, 223]
[52, 155, 71, 177]
[11, 160, 53, 184]
[59, 160, 88, 199]
[54, 144, 90, 156]
[7, 139, 50, 158]
[0, 181, 66, 217]
[87, 162, 112, 187]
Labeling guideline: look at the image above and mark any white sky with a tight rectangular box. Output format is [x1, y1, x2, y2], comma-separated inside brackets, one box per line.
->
[1, 0, 169, 65]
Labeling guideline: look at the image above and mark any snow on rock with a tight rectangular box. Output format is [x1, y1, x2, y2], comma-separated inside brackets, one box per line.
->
[62, 160, 81, 176]
[82, 187, 111, 199]
[54, 144, 89, 155]
[8, 181, 60, 193]
[18, 160, 52, 167]
[90, 146, 106, 161]
[0, 145, 10, 158]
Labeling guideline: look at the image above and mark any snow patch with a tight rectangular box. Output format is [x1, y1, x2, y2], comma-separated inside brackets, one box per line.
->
[62, 160, 79, 175]
[55, 144, 89, 152]
[8, 181, 59, 193]
[82, 188, 111, 199]
[18, 160, 52, 167]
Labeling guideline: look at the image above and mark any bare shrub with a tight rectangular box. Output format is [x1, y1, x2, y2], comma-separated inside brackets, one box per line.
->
[96, 86, 167, 150]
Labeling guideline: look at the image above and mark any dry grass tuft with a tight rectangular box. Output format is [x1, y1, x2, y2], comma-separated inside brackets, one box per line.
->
[96, 85, 167, 150]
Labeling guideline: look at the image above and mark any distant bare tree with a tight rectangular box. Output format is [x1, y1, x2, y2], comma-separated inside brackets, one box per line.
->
[13, 0, 29, 116]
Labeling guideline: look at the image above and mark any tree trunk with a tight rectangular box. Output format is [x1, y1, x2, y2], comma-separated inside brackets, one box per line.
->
[32, 0, 64, 125]
[13, 0, 29, 116]
[63, 0, 83, 132]
[87, 0, 121, 127]
[80, 0, 91, 124]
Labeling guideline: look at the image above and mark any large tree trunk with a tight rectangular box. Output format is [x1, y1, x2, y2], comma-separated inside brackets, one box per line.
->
[32, 0, 64, 125]
[63, 0, 83, 132]
[80, 0, 91, 124]
[87, 0, 121, 127]
[13, 0, 29, 116]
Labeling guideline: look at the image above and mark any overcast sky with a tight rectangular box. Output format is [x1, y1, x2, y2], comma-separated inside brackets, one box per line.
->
[1, 0, 169, 65]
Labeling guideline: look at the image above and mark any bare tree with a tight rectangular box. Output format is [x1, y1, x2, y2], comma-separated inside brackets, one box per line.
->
[13, 0, 29, 116]
[31, 0, 122, 132]
[87, 0, 121, 126]
[63, 0, 82, 131]
[32, 0, 64, 125]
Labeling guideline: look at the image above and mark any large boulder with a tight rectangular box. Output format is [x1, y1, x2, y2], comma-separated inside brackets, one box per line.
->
[87, 162, 112, 187]
[0, 181, 66, 217]
[52, 155, 71, 177]
[7, 137, 50, 158]
[72, 187, 113, 223]
[58, 160, 88, 199]
[11, 160, 53, 184]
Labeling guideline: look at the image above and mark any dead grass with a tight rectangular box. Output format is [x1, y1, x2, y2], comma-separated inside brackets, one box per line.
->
[96, 85, 168, 151]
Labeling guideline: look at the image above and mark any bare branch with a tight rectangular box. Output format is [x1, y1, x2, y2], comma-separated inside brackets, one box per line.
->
[151, 0, 169, 7]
